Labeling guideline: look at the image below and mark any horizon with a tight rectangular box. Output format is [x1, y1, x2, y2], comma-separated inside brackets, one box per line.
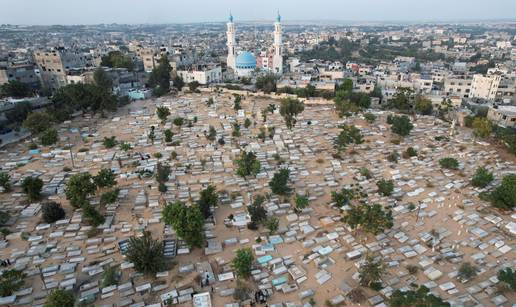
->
[0, 0, 515, 26]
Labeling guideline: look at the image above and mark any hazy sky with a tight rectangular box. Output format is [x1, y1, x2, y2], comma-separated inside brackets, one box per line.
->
[1, 0, 515, 25]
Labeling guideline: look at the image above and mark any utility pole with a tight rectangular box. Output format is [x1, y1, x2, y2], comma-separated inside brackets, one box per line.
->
[68, 123, 75, 168]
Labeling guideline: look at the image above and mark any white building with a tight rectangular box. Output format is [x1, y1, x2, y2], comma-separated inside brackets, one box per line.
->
[487, 105, 516, 128]
[177, 64, 222, 85]
[470, 74, 501, 100]
[444, 75, 472, 98]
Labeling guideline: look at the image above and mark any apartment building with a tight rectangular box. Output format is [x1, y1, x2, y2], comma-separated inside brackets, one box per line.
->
[33, 47, 90, 92]
[470, 74, 501, 100]
[444, 75, 472, 98]
[487, 105, 516, 128]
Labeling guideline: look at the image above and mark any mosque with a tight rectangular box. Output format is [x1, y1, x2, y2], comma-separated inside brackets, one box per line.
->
[226, 12, 283, 78]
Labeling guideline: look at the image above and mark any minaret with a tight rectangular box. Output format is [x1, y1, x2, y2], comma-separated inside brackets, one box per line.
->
[226, 12, 236, 70]
[272, 11, 283, 74]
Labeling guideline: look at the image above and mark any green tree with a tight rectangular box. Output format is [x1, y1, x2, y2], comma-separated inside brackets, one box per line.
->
[162, 201, 205, 247]
[22, 176, 43, 201]
[100, 188, 120, 206]
[269, 169, 291, 195]
[206, 126, 217, 141]
[232, 122, 241, 137]
[458, 262, 477, 281]
[101, 265, 120, 288]
[403, 147, 418, 159]
[332, 188, 357, 207]
[377, 179, 394, 196]
[232, 248, 254, 279]
[414, 96, 433, 115]
[120, 141, 132, 151]
[125, 231, 166, 275]
[335, 124, 363, 152]
[359, 253, 385, 288]
[40, 128, 58, 146]
[148, 55, 172, 95]
[295, 194, 309, 211]
[489, 174, 516, 210]
[156, 106, 171, 124]
[101, 51, 134, 70]
[65, 173, 96, 207]
[94, 168, 117, 189]
[388, 115, 413, 136]
[198, 185, 218, 219]
[471, 167, 494, 188]
[233, 94, 242, 110]
[248, 195, 267, 225]
[93, 67, 113, 92]
[156, 162, 171, 192]
[364, 113, 376, 123]
[472, 117, 492, 138]
[342, 203, 393, 235]
[148, 125, 155, 143]
[82, 203, 105, 227]
[338, 79, 353, 92]
[0, 172, 11, 192]
[389, 285, 450, 307]
[359, 167, 372, 179]
[244, 118, 252, 129]
[0, 80, 31, 98]
[173, 117, 184, 127]
[44, 289, 75, 307]
[235, 151, 261, 178]
[172, 75, 185, 91]
[498, 268, 516, 291]
[0, 269, 25, 297]
[103, 136, 118, 148]
[0, 211, 10, 226]
[265, 216, 279, 234]
[22, 112, 53, 135]
[42, 202, 65, 223]
[388, 87, 413, 111]
[280, 97, 305, 129]
[188, 81, 200, 92]
[164, 129, 173, 142]
[439, 157, 459, 170]
[6, 101, 31, 124]
[255, 73, 278, 93]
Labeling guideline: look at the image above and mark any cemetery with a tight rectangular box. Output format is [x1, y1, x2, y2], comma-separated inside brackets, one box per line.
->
[0, 90, 514, 306]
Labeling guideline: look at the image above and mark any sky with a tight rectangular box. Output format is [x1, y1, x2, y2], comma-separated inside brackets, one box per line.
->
[0, 0, 515, 25]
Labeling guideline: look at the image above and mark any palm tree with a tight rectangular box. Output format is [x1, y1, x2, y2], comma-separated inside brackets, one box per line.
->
[0, 269, 26, 297]
[125, 231, 165, 275]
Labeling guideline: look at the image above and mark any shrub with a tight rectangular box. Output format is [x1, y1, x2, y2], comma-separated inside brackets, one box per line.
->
[232, 248, 254, 279]
[82, 204, 105, 227]
[387, 151, 400, 163]
[458, 262, 477, 281]
[377, 179, 394, 196]
[100, 189, 120, 205]
[103, 136, 117, 148]
[364, 113, 376, 123]
[489, 174, 516, 210]
[471, 167, 494, 188]
[439, 157, 459, 170]
[359, 167, 371, 179]
[22, 176, 43, 201]
[403, 147, 418, 158]
[42, 202, 65, 223]
[40, 128, 58, 146]
[44, 289, 75, 307]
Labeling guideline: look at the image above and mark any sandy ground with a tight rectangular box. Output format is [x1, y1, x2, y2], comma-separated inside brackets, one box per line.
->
[0, 91, 514, 307]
